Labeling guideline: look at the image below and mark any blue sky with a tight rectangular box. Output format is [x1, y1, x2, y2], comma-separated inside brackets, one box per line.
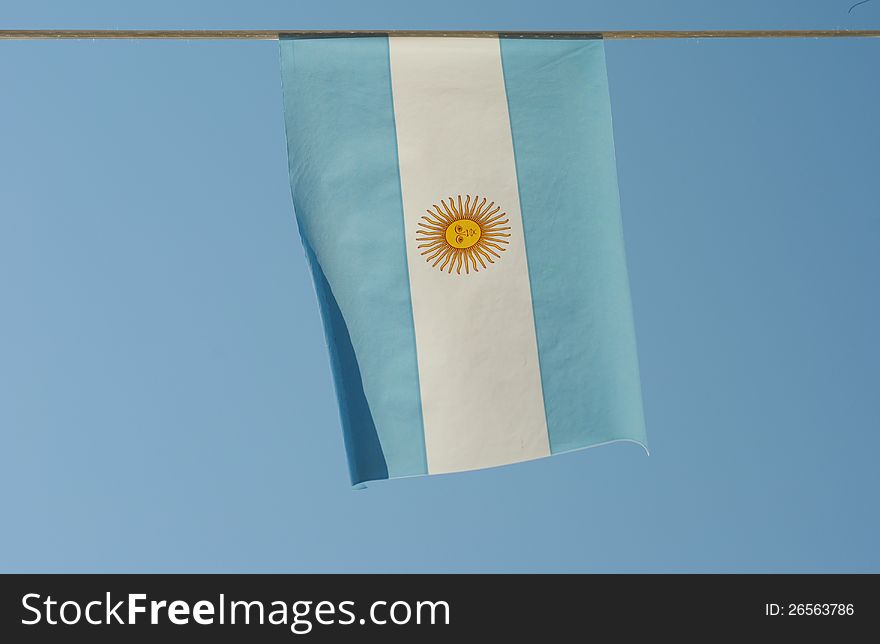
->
[1, 1, 878, 572]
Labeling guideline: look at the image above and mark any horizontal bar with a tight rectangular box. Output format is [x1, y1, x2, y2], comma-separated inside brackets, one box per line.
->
[0, 29, 879, 41]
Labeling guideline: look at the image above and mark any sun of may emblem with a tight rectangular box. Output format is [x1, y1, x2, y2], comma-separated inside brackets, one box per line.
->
[416, 194, 511, 275]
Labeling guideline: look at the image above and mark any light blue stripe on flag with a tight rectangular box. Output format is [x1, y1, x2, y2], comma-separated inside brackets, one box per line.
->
[500, 38, 648, 454]
[280, 37, 427, 483]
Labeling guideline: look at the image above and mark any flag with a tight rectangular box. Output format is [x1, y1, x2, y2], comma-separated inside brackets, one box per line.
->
[279, 35, 647, 485]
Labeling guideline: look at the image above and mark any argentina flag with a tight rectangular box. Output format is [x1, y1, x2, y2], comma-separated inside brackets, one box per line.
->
[279, 35, 647, 485]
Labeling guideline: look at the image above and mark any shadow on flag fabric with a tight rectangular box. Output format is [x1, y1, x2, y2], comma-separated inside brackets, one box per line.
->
[279, 35, 648, 485]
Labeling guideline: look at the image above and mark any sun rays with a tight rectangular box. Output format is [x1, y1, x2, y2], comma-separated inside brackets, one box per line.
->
[416, 194, 511, 275]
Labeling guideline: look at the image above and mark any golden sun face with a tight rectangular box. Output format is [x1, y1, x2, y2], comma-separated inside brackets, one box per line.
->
[416, 194, 511, 275]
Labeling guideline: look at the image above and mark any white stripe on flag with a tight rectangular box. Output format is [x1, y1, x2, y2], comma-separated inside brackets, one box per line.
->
[388, 36, 550, 474]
